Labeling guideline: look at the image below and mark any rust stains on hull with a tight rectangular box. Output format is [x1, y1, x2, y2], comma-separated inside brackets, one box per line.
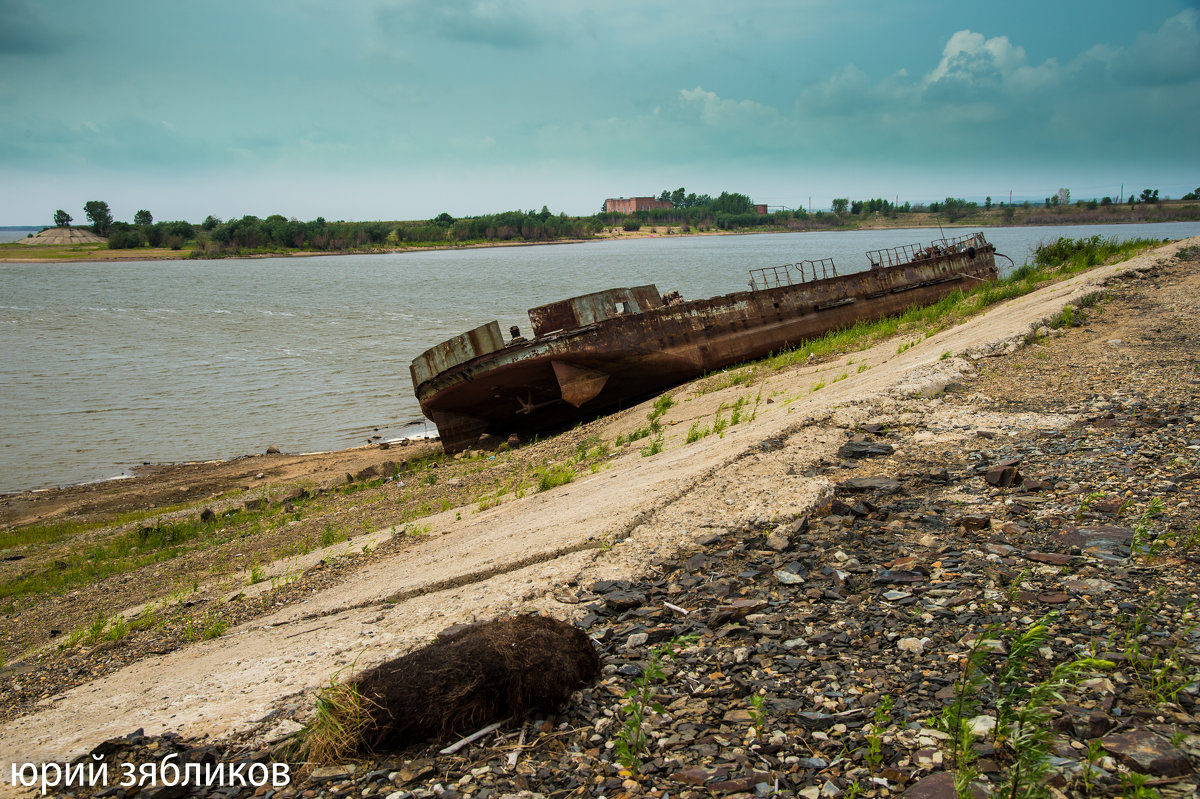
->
[411, 233, 999, 451]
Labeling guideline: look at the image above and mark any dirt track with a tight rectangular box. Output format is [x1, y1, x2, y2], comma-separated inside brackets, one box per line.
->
[1, 238, 1196, 779]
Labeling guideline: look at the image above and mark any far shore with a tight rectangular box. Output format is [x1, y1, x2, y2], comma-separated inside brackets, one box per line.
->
[3, 205, 1197, 263]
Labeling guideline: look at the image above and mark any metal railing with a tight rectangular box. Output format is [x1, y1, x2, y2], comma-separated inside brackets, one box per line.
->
[936, 232, 987, 252]
[748, 232, 988, 290]
[867, 232, 988, 267]
[865, 243, 925, 269]
[748, 257, 838, 290]
[748, 263, 795, 290]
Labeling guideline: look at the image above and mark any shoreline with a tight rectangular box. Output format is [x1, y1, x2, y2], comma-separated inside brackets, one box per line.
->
[2, 212, 1195, 264]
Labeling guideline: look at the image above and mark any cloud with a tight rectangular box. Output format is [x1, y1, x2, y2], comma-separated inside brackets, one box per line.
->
[0, 0, 69, 55]
[1118, 9, 1200, 85]
[923, 29, 1059, 100]
[375, 0, 546, 49]
[678, 86, 777, 128]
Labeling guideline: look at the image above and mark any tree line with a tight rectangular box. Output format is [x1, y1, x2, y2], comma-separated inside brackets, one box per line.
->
[51, 201, 606, 254]
[47, 184, 1195, 255]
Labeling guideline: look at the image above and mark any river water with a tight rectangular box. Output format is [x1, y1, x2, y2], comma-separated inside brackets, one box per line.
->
[2, 221, 1198, 493]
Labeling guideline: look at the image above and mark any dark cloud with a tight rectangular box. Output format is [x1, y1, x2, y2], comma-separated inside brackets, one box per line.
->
[375, 0, 546, 50]
[1116, 9, 1200, 85]
[0, 0, 68, 55]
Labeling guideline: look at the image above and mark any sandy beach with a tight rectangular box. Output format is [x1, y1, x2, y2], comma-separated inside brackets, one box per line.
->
[1, 238, 1198, 797]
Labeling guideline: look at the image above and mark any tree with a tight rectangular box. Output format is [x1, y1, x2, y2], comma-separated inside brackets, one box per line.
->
[53, 209, 72, 227]
[83, 201, 113, 236]
[134, 209, 153, 226]
[1139, 188, 1159, 204]
[1182, 187, 1200, 201]
[1056, 188, 1070, 206]
[831, 198, 849, 215]
[202, 215, 221, 231]
[941, 197, 978, 222]
[985, 196, 992, 210]
[670, 187, 685, 208]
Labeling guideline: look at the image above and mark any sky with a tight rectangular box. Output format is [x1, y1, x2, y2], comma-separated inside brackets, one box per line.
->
[2, 0, 1199, 225]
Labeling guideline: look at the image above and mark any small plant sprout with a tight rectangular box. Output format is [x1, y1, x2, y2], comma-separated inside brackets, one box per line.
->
[1075, 491, 1105, 521]
[865, 694, 893, 773]
[640, 431, 664, 456]
[1131, 496, 1166, 561]
[616, 644, 670, 771]
[747, 692, 767, 740]
[248, 562, 266, 585]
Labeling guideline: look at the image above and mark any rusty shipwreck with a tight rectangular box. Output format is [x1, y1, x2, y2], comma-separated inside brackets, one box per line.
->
[410, 232, 998, 451]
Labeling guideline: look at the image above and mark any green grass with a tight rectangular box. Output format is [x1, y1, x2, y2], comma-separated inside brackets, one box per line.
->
[685, 419, 712, 443]
[649, 393, 675, 419]
[1033, 234, 1165, 272]
[535, 463, 576, 492]
[640, 432, 664, 456]
[183, 612, 228, 642]
[2, 510, 245, 601]
[247, 562, 266, 585]
[319, 523, 346, 548]
[0, 499, 206, 552]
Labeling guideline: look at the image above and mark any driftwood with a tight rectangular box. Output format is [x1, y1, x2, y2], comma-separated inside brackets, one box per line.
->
[351, 614, 600, 753]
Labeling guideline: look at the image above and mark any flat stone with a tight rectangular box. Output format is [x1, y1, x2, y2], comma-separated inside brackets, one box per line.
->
[839, 476, 902, 494]
[764, 531, 790, 552]
[1060, 525, 1134, 561]
[873, 570, 927, 585]
[960, 513, 991, 530]
[671, 765, 729, 785]
[311, 764, 358, 781]
[902, 771, 986, 799]
[1026, 551, 1073, 566]
[604, 591, 645, 611]
[722, 599, 768, 618]
[985, 465, 1021, 488]
[774, 570, 806, 585]
[837, 441, 895, 459]
[1102, 730, 1193, 776]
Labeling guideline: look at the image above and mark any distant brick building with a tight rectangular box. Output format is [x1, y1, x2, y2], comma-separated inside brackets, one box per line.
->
[753, 204, 768, 215]
[605, 197, 673, 214]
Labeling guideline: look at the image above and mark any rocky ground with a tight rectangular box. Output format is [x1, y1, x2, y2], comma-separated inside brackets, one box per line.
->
[3, 241, 1199, 799]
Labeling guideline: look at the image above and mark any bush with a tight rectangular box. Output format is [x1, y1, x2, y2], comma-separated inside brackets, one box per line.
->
[107, 229, 144, 249]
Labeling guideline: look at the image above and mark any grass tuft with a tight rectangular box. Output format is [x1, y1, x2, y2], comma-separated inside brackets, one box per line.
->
[300, 677, 377, 765]
[535, 463, 576, 492]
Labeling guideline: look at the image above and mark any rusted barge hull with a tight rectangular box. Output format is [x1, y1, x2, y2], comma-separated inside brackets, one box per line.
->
[411, 233, 998, 451]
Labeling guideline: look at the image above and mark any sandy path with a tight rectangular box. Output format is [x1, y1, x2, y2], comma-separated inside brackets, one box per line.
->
[1, 239, 1191, 776]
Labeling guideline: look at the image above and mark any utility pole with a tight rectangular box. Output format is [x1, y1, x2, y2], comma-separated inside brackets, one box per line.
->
[1009, 189, 1012, 205]
[1119, 184, 1123, 203]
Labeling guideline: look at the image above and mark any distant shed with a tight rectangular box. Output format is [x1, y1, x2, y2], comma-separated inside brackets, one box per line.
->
[604, 197, 673, 214]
